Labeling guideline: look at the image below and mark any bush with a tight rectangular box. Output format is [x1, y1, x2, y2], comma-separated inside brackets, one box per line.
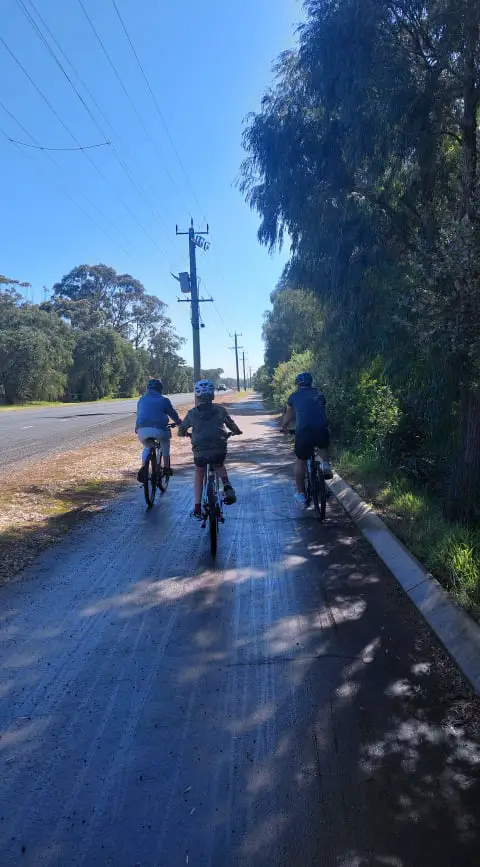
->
[270, 350, 313, 410]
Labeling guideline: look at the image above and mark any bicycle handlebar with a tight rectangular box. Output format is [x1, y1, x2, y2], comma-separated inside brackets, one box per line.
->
[183, 430, 242, 439]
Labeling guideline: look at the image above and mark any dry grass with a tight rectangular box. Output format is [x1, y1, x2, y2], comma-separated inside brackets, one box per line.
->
[0, 394, 246, 584]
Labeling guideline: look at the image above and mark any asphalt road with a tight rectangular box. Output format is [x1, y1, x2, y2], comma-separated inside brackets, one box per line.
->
[0, 398, 478, 866]
[0, 393, 193, 469]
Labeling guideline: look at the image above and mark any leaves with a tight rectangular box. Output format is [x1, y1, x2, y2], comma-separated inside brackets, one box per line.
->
[243, 0, 480, 521]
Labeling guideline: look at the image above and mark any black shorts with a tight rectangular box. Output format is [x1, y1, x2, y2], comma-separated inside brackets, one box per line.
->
[294, 427, 330, 460]
[193, 453, 227, 468]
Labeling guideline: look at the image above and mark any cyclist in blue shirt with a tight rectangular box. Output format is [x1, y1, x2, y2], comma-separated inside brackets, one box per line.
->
[282, 371, 332, 508]
[135, 379, 182, 483]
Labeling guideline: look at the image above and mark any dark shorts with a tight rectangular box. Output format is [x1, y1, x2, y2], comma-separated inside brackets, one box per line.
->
[294, 427, 330, 460]
[193, 453, 227, 468]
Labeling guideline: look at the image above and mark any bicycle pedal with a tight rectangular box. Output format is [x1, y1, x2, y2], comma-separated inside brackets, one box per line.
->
[201, 521, 206, 529]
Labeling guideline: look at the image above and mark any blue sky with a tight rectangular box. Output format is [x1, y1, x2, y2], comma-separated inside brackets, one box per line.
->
[0, 0, 302, 378]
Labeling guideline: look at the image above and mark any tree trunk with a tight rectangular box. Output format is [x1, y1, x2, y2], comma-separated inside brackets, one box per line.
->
[459, 1, 479, 222]
[447, 3, 480, 524]
[447, 386, 480, 523]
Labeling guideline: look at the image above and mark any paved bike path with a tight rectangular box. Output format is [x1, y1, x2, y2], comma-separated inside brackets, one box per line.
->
[0, 398, 478, 866]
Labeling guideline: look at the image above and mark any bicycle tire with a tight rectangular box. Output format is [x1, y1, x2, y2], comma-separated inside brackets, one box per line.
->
[157, 453, 170, 494]
[305, 463, 312, 507]
[207, 479, 218, 557]
[144, 450, 157, 508]
[312, 462, 327, 521]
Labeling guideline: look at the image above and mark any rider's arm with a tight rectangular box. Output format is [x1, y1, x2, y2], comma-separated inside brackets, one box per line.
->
[177, 409, 193, 437]
[164, 398, 182, 427]
[282, 404, 295, 429]
[224, 413, 242, 435]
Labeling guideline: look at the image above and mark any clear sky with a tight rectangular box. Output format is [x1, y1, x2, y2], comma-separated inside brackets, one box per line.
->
[0, 0, 302, 379]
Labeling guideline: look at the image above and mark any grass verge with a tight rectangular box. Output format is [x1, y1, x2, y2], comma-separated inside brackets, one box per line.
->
[336, 449, 480, 622]
[0, 395, 137, 412]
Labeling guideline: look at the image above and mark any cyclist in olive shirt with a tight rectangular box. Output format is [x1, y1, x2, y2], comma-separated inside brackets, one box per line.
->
[282, 371, 332, 508]
[178, 379, 242, 518]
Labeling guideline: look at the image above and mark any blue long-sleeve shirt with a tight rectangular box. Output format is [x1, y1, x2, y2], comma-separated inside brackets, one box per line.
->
[136, 390, 182, 430]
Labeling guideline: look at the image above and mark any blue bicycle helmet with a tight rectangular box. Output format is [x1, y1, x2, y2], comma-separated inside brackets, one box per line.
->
[295, 371, 313, 387]
[147, 378, 163, 393]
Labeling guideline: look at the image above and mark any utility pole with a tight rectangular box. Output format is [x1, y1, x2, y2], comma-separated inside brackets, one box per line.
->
[242, 351, 247, 392]
[175, 219, 210, 382]
[249, 365, 252, 389]
[230, 332, 243, 392]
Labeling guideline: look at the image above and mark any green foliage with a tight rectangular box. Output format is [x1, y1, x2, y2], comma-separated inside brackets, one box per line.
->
[68, 329, 125, 401]
[0, 263, 190, 405]
[241, 0, 480, 522]
[270, 350, 313, 410]
[337, 450, 480, 618]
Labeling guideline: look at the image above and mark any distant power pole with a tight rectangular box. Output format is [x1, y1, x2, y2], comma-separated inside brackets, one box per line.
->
[175, 219, 211, 382]
[242, 351, 247, 392]
[230, 332, 243, 392]
[249, 365, 252, 388]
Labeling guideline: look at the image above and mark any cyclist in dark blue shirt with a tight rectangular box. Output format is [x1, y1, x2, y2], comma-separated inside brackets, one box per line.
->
[282, 371, 332, 508]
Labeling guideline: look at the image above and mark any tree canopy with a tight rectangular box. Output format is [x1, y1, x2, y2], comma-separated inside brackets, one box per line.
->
[0, 264, 191, 404]
[241, 0, 480, 523]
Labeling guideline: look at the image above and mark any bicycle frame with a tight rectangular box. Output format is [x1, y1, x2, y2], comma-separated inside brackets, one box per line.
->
[201, 463, 224, 527]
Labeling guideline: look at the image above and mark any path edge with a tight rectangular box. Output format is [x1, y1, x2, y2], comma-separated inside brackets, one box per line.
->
[328, 473, 480, 694]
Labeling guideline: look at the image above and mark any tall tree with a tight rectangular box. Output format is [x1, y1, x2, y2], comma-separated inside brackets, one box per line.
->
[241, 0, 480, 521]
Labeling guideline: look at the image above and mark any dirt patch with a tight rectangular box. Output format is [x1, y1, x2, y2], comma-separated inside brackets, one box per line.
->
[0, 395, 247, 584]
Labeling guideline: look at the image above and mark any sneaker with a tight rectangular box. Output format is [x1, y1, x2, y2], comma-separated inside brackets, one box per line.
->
[163, 467, 173, 477]
[137, 466, 146, 483]
[322, 462, 333, 480]
[294, 492, 307, 508]
[223, 483, 237, 505]
[190, 509, 202, 520]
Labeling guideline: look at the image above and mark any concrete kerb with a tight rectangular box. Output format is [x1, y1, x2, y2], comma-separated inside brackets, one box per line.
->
[328, 473, 480, 695]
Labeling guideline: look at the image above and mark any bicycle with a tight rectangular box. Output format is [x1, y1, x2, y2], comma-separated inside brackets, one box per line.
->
[143, 423, 176, 508]
[286, 431, 327, 521]
[305, 447, 327, 521]
[186, 431, 241, 556]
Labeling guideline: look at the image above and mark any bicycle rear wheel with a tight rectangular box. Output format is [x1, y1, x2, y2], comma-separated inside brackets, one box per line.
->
[144, 450, 157, 508]
[207, 479, 218, 557]
[312, 462, 327, 521]
[304, 463, 312, 507]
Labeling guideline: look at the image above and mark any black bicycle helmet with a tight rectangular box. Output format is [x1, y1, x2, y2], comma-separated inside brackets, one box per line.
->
[295, 371, 313, 387]
[147, 378, 163, 393]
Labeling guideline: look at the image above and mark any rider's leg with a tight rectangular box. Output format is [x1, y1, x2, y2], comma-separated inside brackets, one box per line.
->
[216, 461, 236, 504]
[317, 427, 332, 478]
[193, 466, 204, 515]
[294, 458, 306, 493]
[136, 428, 157, 482]
[160, 433, 172, 474]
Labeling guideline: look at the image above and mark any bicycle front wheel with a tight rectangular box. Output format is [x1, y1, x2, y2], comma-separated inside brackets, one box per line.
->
[144, 451, 157, 508]
[207, 480, 218, 557]
[157, 454, 169, 494]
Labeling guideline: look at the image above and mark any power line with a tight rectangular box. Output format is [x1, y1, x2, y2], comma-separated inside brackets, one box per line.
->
[23, 0, 182, 260]
[1, 24, 165, 259]
[0, 119, 133, 257]
[110, 0, 204, 217]
[7, 138, 110, 151]
[0, 97, 134, 253]
[77, 0, 192, 219]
